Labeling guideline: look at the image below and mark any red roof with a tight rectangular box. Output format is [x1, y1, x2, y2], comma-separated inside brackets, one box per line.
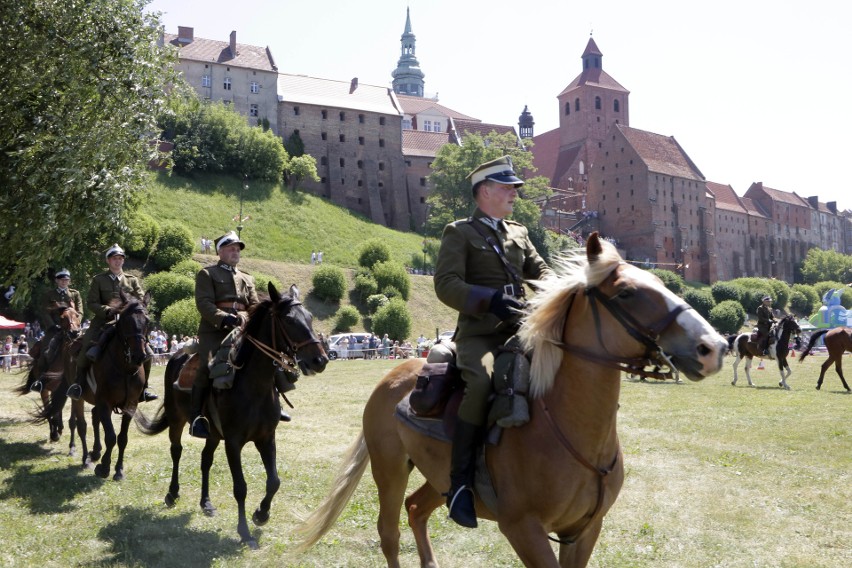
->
[396, 95, 479, 121]
[707, 181, 747, 213]
[402, 130, 453, 157]
[740, 197, 769, 218]
[619, 125, 704, 180]
[452, 119, 516, 139]
[164, 33, 276, 72]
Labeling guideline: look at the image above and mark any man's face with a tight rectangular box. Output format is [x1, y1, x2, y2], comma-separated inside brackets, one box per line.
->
[218, 243, 241, 266]
[107, 255, 125, 273]
[55, 277, 70, 289]
[479, 181, 519, 219]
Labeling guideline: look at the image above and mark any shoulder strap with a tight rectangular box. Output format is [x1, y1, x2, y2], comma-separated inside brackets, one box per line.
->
[468, 218, 525, 297]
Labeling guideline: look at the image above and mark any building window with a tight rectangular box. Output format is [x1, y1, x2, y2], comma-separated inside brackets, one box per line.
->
[575, 98, 580, 111]
[321, 132, 327, 141]
[339, 111, 345, 121]
[420, 177, 426, 186]
[565, 102, 570, 115]
[378, 182, 384, 188]
[358, 180, 363, 187]
[321, 110, 328, 119]
[294, 106, 300, 116]
[424, 120, 432, 132]
[249, 104, 258, 117]
[358, 114, 365, 123]
[379, 138, 385, 148]
[403, 119, 412, 129]
[434, 122, 442, 133]
[379, 117, 386, 125]
[340, 158, 345, 167]
[223, 77, 232, 90]
[202, 75, 211, 87]
[614, 99, 620, 112]
[250, 81, 259, 94]
[358, 136, 364, 145]
[595, 96, 601, 110]
[320, 157, 327, 166]
[357, 160, 363, 169]
[321, 177, 326, 183]
[379, 162, 384, 171]
[339, 134, 345, 142]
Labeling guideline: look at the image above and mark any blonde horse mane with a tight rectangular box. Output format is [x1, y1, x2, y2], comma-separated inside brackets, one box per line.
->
[518, 239, 623, 398]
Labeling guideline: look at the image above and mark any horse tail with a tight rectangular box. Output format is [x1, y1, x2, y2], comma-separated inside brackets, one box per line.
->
[31, 382, 68, 425]
[134, 403, 169, 435]
[291, 430, 370, 554]
[14, 364, 38, 396]
[798, 329, 828, 362]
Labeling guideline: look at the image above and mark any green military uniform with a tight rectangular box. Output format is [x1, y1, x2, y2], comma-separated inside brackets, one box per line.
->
[194, 261, 259, 390]
[40, 286, 83, 330]
[76, 271, 145, 367]
[434, 207, 550, 425]
[756, 299, 775, 353]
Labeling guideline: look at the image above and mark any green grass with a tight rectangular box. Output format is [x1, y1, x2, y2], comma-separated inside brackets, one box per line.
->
[1, 354, 850, 567]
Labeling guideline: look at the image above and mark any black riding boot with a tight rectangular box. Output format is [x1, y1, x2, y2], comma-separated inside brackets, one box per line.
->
[67, 365, 87, 400]
[273, 367, 295, 422]
[446, 420, 482, 528]
[86, 325, 115, 362]
[189, 384, 211, 438]
[139, 356, 158, 402]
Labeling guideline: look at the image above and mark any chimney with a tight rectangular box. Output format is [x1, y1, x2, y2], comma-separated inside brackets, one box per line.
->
[349, 77, 358, 94]
[229, 30, 238, 57]
[177, 26, 194, 44]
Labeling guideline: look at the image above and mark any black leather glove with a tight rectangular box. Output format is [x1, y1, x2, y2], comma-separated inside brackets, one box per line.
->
[221, 314, 240, 329]
[489, 292, 525, 321]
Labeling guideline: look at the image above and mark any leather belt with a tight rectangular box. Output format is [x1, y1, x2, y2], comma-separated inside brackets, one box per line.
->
[503, 283, 522, 297]
[215, 301, 247, 311]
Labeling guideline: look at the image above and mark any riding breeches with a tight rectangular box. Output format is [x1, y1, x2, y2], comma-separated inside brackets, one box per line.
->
[454, 332, 513, 426]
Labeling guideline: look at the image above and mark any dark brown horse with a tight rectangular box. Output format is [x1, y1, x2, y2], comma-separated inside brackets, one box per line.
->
[798, 327, 852, 392]
[37, 291, 151, 478]
[136, 283, 328, 549]
[293, 234, 727, 567]
[18, 305, 81, 445]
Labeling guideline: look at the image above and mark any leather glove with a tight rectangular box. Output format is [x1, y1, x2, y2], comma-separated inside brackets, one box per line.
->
[489, 291, 525, 321]
[221, 314, 240, 329]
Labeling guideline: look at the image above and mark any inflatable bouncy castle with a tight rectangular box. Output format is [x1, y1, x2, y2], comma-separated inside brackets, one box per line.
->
[808, 288, 848, 329]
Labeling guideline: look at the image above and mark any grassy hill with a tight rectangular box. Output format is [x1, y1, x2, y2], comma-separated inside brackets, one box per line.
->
[141, 171, 457, 339]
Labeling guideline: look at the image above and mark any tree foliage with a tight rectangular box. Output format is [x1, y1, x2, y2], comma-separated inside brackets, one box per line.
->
[358, 238, 392, 270]
[800, 248, 852, 284]
[708, 300, 747, 335]
[311, 266, 347, 302]
[371, 298, 412, 342]
[150, 222, 194, 271]
[0, 0, 176, 302]
[372, 261, 411, 301]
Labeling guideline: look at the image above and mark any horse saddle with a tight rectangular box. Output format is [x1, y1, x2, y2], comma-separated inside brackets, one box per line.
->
[173, 353, 201, 392]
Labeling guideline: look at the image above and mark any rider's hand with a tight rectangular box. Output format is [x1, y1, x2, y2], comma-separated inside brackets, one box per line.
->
[221, 314, 240, 329]
[489, 292, 525, 321]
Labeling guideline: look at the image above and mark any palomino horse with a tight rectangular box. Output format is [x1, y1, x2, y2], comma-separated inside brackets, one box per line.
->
[730, 315, 800, 389]
[136, 283, 328, 549]
[293, 233, 727, 567]
[18, 305, 81, 444]
[38, 290, 151, 478]
[798, 327, 852, 392]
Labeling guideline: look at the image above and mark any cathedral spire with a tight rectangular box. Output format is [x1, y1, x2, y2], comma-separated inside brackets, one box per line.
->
[391, 7, 425, 97]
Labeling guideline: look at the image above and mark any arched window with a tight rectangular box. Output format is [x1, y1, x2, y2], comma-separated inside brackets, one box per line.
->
[575, 98, 580, 112]
[565, 102, 570, 115]
[614, 99, 620, 112]
[595, 96, 601, 110]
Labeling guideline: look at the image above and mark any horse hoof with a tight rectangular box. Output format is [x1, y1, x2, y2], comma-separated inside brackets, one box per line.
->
[113, 471, 125, 482]
[94, 464, 109, 479]
[242, 538, 259, 551]
[253, 509, 270, 526]
[201, 499, 216, 517]
[165, 493, 177, 508]
[91, 452, 101, 462]
[50, 433, 60, 442]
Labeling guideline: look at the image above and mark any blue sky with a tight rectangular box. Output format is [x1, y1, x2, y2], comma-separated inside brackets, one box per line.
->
[146, 0, 852, 212]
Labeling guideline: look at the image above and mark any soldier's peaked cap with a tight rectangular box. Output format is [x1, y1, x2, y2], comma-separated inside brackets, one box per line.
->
[55, 268, 71, 279]
[105, 244, 125, 259]
[215, 231, 245, 251]
[762, 295, 772, 302]
[467, 155, 524, 189]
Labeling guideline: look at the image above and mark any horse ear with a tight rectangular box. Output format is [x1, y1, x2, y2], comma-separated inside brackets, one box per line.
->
[268, 281, 280, 302]
[289, 283, 300, 300]
[586, 232, 603, 262]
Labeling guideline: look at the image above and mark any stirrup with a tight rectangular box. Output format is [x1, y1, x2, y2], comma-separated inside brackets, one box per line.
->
[446, 485, 478, 528]
[139, 389, 159, 402]
[280, 411, 291, 422]
[189, 416, 210, 439]
[30, 380, 43, 393]
[67, 383, 83, 400]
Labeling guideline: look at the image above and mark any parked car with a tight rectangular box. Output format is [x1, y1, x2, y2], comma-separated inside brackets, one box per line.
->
[438, 330, 455, 342]
[327, 332, 372, 360]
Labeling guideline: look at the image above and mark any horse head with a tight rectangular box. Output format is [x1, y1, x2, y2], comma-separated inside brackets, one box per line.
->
[521, 232, 727, 395]
[116, 290, 151, 366]
[49, 301, 81, 339]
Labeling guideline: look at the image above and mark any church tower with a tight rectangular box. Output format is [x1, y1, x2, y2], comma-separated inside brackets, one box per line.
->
[518, 105, 534, 139]
[391, 8, 425, 97]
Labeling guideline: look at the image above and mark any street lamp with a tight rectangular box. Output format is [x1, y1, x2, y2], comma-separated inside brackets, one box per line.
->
[422, 240, 428, 273]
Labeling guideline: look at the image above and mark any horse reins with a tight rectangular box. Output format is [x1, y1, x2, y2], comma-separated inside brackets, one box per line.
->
[238, 301, 321, 373]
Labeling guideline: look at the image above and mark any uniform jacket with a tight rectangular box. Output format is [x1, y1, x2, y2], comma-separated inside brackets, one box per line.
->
[195, 262, 259, 335]
[87, 271, 144, 328]
[756, 304, 774, 334]
[40, 287, 83, 328]
[434, 208, 550, 339]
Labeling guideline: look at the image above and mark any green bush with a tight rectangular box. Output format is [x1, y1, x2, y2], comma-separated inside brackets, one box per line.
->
[372, 261, 410, 301]
[371, 298, 412, 342]
[170, 258, 202, 280]
[381, 286, 401, 300]
[366, 294, 389, 314]
[358, 238, 391, 270]
[125, 212, 160, 259]
[252, 272, 284, 299]
[730, 277, 789, 312]
[708, 300, 747, 335]
[311, 266, 347, 302]
[159, 297, 200, 338]
[143, 272, 195, 316]
[354, 272, 379, 300]
[711, 281, 742, 304]
[790, 284, 819, 316]
[150, 221, 194, 270]
[647, 268, 684, 295]
[683, 288, 715, 320]
[740, 288, 772, 315]
[334, 305, 360, 332]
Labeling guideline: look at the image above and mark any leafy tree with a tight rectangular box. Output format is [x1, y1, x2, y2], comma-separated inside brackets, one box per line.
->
[648, 269, 685, 295]
[358, 238, 392, 269]
[683, 288, 715, 320]
[372, 261, 411, 301]
[711, 281, 743, 304]
[160, 297, 200, 338]
[366, 294, 389, 314]
[0, 0, 175, 303]
[170, 259, 202, 280]
[708, 300, 747, 335]
[354, 273, 379, 300]
[284, 131, 305, 157]
[789, 284, 819, 316]
[371, 298, 412, 342]
[423, 132, 551, 239]
[312, 266, 347, 302]
[286, 154, 320, 189]
[252, 273, 284, 299]
[800, 248, 852, 284]
[143, 272, 194, 317]
[334, 306, 360, 332]
[125, 212, 161, 259]
[151, 222, 194, 270]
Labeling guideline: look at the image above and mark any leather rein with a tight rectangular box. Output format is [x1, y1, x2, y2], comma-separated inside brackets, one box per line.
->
[541, 277, 691, 545]
[238, 301, 320, 372]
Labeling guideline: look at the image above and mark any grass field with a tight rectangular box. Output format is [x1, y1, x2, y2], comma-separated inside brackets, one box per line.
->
[0, 354, 850, 567]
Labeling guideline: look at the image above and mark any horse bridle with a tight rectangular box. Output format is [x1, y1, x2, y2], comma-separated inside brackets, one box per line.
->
[241, 300, 321, 372]
[551, 282, 692, 381]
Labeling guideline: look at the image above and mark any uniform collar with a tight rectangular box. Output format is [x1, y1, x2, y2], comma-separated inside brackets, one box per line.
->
[473, 208, 506, 233]
[57, 288, 68, 294]
[109, 272, 123, 281]
[217, 262, 238, 273]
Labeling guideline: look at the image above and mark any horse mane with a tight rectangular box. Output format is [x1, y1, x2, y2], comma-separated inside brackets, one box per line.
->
[233, 293, 294, 367]
[518, 239, 623, 398]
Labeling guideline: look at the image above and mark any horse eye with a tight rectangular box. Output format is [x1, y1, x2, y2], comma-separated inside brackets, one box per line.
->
[614, 289, 634, 300]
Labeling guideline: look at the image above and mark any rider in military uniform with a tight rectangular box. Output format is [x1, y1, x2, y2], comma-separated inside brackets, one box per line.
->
[756, 295, 776, 356]
[433, 155, 551, 528]
[189, 231, 290, 438]
[67, 244, 157, 402]
[29, 268, 83, 392]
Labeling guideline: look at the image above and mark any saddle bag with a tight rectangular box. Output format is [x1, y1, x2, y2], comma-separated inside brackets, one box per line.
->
[409, 362, 461, 417]
[488, 335, 532, 428]
[210, 328, 241, 390]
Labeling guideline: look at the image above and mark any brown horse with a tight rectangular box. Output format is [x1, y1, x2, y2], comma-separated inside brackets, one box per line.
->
[18, 304, 81, 445]
[37, 290, 151, 478]
[136, 283, 328, 549]
[293, 234, 727, 567]
[798, 327, 852, 392]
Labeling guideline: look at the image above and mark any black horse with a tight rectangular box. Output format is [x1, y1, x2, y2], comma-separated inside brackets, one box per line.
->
[37, 291, 151, 478]
[136, 283, 328, 548]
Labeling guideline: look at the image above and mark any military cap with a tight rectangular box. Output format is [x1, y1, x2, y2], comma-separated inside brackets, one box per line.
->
[105, 243, 125, 259]
[762, 295, 772, 302]
[55, 268, 71, 279]
[215, 230, 245, 252]
[467, 155, 524, 190]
